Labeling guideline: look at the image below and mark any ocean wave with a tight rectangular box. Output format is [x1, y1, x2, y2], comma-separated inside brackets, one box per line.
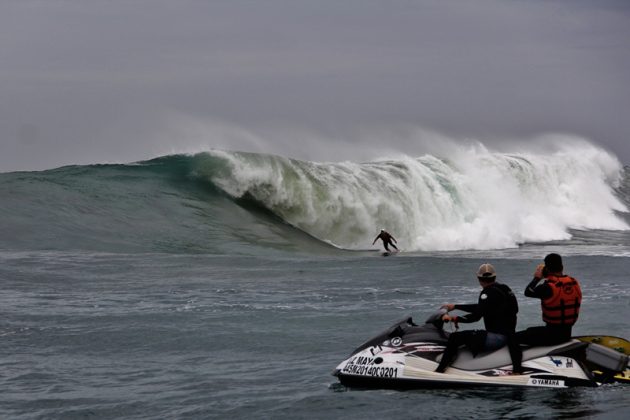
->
[196, 140, 629, 251]
[1, 138, 628, 253]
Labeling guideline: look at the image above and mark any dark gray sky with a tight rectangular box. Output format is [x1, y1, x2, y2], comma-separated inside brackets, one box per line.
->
[1, 0, 630, 171]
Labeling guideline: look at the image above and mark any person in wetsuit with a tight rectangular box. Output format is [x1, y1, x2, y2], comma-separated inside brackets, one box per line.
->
[435, 263, 522, 374]
[372, 229, 398, 252]
[516, 253, 582, 346]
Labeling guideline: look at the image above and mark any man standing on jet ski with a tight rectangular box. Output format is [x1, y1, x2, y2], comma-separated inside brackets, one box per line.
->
[517, 253, 582, 346]
[435, 263, 522, 373]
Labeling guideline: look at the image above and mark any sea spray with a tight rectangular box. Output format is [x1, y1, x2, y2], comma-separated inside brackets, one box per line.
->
[203, 141, 628, 251]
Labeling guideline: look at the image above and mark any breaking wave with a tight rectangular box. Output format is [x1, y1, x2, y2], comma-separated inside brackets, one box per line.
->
[1, 138, 628, 253]
[198, 141, 629, 251]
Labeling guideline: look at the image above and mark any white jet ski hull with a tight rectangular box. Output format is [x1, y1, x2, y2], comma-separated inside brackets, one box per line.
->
[335, 341, 595, 389]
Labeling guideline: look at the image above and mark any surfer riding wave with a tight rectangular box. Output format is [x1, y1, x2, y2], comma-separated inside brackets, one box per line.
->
[373, 229, 398, 252]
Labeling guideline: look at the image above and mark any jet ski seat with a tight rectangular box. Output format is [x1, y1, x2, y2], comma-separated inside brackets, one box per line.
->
[450, 340, 586, 371]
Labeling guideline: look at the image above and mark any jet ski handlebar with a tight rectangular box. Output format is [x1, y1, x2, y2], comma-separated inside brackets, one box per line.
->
[424, 308, 448, 329]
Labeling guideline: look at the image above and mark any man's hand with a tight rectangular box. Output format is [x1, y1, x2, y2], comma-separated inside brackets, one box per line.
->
[440, 303, 455, 312]
[441, 314, 459, 330]
[534, 263, 545, 280]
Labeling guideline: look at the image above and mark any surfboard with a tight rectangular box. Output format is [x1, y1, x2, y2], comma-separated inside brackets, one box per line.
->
[381, 249, 400, 257]
[575, 335, 630, 384]
[575, 335, 630, 355]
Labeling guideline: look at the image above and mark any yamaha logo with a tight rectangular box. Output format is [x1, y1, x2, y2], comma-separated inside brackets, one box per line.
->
[528, 378, 564, 387]
[391, 337, 402, 346]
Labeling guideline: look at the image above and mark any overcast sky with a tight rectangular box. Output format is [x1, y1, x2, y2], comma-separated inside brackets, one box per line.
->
[1, 0, 629, 171]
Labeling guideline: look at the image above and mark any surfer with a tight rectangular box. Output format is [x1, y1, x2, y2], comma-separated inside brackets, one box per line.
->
[516, 253, 582, 346]
[372, 229, 398, 252]
[435, 263, 522, 373]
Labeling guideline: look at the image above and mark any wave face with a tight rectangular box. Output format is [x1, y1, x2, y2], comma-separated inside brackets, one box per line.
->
[1, 141, 629, 253]
[0, 155, 331, 254]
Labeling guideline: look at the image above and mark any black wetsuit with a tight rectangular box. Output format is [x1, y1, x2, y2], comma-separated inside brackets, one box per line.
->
[516, 277, 573, 346]
[374, 232, 398, 251]
[436, 282, 521, 373]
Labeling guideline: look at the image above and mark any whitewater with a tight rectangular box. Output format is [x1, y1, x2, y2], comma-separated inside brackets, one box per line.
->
[1, 138, 630, 419]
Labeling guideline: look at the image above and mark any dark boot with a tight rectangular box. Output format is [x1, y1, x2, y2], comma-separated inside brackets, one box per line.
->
[435, 334, 461, 373]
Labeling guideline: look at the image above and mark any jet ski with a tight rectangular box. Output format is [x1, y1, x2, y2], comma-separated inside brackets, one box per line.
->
[333, 308, 629, 389]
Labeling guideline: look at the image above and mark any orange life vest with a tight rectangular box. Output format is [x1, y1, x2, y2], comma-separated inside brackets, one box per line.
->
[541, 275, 582, 326]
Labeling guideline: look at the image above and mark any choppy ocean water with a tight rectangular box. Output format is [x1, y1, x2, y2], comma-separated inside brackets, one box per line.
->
[1, 145, 630, 419]
[2, 252, 629, 419]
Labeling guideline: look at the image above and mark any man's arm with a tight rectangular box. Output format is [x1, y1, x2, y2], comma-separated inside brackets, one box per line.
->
[455, 287, 503, 324]
[525, 264, 553, 299]
[524, 278, 552, 299]
[442, 302, 481, 324]
[455, 307, 482, 323]
[454, 303, 478, 313]
[452, 303, 482, 323]
[442, 303, 481, 324]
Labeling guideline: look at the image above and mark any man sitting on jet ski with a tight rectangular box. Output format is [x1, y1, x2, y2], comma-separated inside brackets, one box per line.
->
[517, 253, 582, 346]
[435, 263, 522, 374]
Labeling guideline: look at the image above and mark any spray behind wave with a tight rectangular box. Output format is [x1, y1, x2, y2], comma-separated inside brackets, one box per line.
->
[200, 138, 628, 251]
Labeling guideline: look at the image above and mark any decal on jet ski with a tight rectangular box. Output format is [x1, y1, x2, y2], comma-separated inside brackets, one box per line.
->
[412, 344, 444, 352]
[369, 345, 383, 356]
[392, 343, 445, 355]
[528, 378, 564, 387]
[480, 369, 512, 377]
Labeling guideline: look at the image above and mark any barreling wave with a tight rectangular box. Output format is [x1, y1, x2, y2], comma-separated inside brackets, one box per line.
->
[195, 142, 629, 251]
[0, 140, 628, 253]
